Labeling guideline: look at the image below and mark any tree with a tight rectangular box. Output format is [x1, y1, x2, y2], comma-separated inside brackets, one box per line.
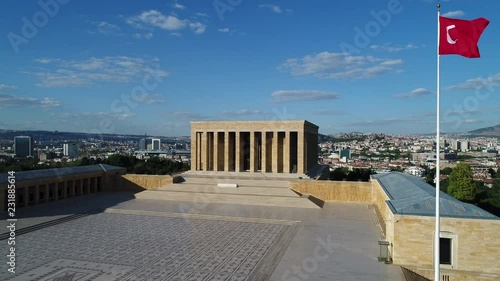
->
[442, 167, 453, 175]
[447, 163, 476, 202]
[488, 168, 496, 178]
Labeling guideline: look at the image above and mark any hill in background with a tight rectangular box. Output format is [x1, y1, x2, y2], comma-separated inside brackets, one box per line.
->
[468, 124, 500, 137]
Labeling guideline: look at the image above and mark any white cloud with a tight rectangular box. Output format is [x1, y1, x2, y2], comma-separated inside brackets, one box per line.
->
[258, 4, 291, 14]
[127, 10, 206, 34]
[442, 10, 465, 18]
[33, 58, 60, 64]
[271, 90, 340, 103]
[394, 88, 432, 98]
[259, 4, 283, 14]
[30, 56, 169, 87]
[447, 73, 500, 91]
[60, 112, 137, 120]
[279, 52, 404, 79]
[172, 2, 186, 10]
[0, 93, 62, 108]
[0, 84, 16, 90]
[133, 32, 153, 39]
[93, 21, 120, 35]
[370, 43, 424, 52]
[196, 12, 209, 18]
[222, 109, 264, 116]
[217, 27, 244, 36]
[136, 93, 164, 104]
[189, 22, 207, 34]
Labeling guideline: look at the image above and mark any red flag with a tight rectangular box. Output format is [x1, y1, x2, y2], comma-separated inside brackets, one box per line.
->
[439, 16, 489, 58]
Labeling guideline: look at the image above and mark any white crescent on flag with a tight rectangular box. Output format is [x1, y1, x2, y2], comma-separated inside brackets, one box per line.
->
[446, 24, 458, 44]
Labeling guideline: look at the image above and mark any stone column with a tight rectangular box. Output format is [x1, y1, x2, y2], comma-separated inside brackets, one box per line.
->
[53, 183, 59, 201]
[284, 131, 290, 173]
[78, 180, 83, 196]
[261, 132, 267, 173]
[71, 180, 76, 197]
[191, 130, 197, 171]
[201, 131, 208, 171]
[35, 185, 40, 204]
[62, 181, 67, 199]
[87, 178, 91, 194]
[213, 132, 219, 171]
[235, 131, 241, 172]
[224, 131, 230, 172]
[272, 131, 279, 173]
[250, 131, 256, 172]
[44, 184, 50, 202]
[23, 186, 29, 207]
[298, 131, 305, 175]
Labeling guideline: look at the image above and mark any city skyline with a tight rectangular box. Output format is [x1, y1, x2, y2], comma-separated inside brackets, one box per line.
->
[1, 0, 500, 136]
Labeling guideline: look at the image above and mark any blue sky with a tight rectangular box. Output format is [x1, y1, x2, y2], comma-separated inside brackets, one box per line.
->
[1, 0, 499, 137]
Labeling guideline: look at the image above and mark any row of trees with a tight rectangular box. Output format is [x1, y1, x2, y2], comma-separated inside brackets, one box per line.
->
[0, 155, 189, 175]
[83, 155, 189, 175]
[427, 164, 500, 216]
[330, 167, 373, 182]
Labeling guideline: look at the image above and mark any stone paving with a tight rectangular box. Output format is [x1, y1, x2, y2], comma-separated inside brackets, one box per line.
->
[0, 211, 298, 281]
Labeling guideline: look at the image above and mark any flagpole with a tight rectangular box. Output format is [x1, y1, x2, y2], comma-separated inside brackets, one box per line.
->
[435, 1, 441, 281]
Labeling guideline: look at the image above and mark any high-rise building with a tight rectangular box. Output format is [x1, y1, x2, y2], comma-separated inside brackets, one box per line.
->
[63, 143, 79, 158]
[152, 138, 161, 150]
[339, 149, 351, 159]
[14, 136, 34, 158]
[139, 139, 146, 150]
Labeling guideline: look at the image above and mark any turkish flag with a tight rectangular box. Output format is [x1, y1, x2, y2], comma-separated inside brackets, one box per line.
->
[439, 16, 490, 58]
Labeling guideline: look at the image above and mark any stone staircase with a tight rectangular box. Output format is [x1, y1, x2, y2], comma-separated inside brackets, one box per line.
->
[134, 172, 319, 209]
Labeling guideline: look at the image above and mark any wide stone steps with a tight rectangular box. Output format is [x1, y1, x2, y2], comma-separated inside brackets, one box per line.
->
[157, 185, 298, 197]
[176, 177, 291, 188]
[134, 190, 319, 209]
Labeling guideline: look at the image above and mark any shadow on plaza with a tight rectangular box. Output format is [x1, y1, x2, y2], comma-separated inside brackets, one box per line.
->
[0, 191, 137, 221]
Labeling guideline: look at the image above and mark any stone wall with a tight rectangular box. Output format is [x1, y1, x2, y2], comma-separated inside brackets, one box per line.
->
[289, 180, 371, 202]
[393, 215, 500, 280]
[118, 174, 181, 192]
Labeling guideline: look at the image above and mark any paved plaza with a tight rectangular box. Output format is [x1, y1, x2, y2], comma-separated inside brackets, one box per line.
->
[0, 175, 405, 281]
[1, 210, 298, 281]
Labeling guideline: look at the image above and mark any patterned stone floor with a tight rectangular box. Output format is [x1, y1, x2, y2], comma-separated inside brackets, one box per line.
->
[0, 212, 297, 281]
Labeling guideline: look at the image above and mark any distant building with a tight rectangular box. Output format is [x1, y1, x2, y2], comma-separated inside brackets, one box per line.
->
[147, 144, 152, 151]
[152, 138, 161, 150]
[14, 136, 34, 158]
[39, 153, 47, 162]
[405, 166, 425, 177]
[138, 139, 146, 150]
[63, 143, 79, 158]
[339, 149, 351, 159]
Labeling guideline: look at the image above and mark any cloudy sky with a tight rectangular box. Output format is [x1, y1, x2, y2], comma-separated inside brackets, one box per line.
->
[1, 0, 499, 136]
